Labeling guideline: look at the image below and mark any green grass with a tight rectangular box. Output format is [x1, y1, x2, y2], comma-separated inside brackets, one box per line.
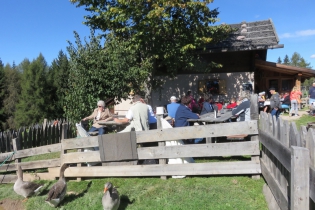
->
[0, 176, 268, 210]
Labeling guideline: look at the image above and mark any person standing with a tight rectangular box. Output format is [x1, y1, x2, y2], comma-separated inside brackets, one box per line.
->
[140, 98, 157, 129]
[309, 82, 315, 108]
[269, 87, 281, 119]
[114, 95, 149, 132]
[289, 86, 302, 117]
[82, 100, 113, 135]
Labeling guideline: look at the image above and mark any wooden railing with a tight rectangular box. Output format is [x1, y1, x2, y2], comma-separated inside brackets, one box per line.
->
[259, 112, 315, 210]
[1, 120, 260, 182]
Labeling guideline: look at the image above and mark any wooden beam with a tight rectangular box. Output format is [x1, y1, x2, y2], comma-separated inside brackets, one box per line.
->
[136, 121, 258, 143]
[137, 141, 259, 159]
[48, 161, 261, 177]
[61, 136, 98, 150]
[14, 143, 61, 159]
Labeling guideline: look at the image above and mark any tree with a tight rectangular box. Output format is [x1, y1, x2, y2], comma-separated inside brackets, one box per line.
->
[70, 0, 233, 99]
[65, 31, 150, 122]
[283, 55, 290, 65]
[14, 55, 50, 127]
[47, 50, 70, 119]
[277, 57, 282, 64]
[0, 58, 5, 130]
[3, 63, 21, 130]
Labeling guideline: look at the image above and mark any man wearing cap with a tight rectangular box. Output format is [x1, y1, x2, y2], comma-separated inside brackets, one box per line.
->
[269, 87, 281, 119]
[309, 82, 315, 107]
[166, 96, 180, 119]
[114, 95, 149, 132]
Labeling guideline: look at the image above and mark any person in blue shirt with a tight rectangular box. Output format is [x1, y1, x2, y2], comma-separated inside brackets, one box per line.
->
[167, 96, 180, 119]
[175, 96, 201, 143]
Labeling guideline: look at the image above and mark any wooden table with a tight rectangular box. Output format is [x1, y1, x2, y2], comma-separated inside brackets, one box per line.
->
[187, 110, 234, 143]
[98, 121, 129, 132]
[187, 110, 233, 123]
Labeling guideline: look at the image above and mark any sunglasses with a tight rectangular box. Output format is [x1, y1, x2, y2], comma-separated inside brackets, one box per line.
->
[98, 106, 102, 107]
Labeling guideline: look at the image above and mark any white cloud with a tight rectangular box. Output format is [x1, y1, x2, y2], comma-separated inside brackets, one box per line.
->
[255, 15, 260, 18]
[279, 29, 315, 38]
[311, 54, 315, 59]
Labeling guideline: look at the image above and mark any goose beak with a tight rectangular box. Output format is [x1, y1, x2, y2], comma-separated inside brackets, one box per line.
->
[103, 187, 108, 193]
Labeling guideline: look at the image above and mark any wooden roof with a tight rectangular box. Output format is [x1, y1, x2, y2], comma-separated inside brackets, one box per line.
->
[255, 59, 315, 78]
[205, 19, 284, 52]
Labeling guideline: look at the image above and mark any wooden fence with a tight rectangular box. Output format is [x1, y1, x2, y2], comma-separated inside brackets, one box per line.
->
[0, 119, 75, 153]
[1, 120, 260, 182]
[259, 112, 315, 210]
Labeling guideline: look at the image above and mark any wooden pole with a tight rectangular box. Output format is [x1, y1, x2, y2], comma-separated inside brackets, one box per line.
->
[157, 114, 167, 180]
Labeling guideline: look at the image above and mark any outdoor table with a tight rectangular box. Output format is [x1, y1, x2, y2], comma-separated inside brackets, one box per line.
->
[187, 109, 233, 123]
[187, 109, 234, 143]
[98, 121, 129, 132]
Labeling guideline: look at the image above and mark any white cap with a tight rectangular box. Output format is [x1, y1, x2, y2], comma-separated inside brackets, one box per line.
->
[170, 96, 177, 101]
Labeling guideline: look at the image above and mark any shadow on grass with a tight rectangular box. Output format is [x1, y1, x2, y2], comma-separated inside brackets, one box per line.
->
[119, 194, 135, 210]
[62, 181, 92, 205]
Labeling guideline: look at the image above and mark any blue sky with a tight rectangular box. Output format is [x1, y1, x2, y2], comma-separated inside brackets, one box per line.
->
[1, 0, 315, 69]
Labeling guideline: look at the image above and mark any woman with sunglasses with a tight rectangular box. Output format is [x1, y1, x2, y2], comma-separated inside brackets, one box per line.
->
[82, 100, 113, 135]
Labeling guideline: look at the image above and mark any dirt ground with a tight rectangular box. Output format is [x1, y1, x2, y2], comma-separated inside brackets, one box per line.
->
[0, 199, 25, 210]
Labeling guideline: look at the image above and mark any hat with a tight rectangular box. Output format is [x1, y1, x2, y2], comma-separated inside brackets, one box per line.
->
[170, 96, 177, 101]
[269, 87, 276, 90]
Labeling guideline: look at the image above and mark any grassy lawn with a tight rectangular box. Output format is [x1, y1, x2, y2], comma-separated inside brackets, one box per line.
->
[0, 176, 268, 210]
[1, 114, 315, 209]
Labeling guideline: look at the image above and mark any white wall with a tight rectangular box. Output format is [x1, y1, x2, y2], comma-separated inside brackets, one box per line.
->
[114, 72, 254, 114]
[151, 72, 254, 108]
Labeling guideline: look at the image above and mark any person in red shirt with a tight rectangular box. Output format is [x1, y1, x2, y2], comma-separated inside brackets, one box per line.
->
[226, 98, 237, 109]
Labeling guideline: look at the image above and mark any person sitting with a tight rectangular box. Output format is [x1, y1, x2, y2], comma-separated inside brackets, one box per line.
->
[186, 90, 199, 113]
[200, 96, 215, 115]
[175, 95, 201, 144]
[166, 96, 180, 119]
[232, 90, 251, 121]
[82, 100, 113, 135]
[281, 91, 290, 113]
[226, 98, 237, 109]
[114, 95, 149, 132]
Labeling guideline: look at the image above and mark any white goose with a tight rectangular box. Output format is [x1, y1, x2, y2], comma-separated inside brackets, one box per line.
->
[102, 182, 120, 210]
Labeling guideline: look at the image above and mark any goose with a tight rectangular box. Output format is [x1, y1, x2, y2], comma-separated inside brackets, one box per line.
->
[45, 163, 69, 207]
[102, 182, 120, 210]
[13, 165, 43, 201]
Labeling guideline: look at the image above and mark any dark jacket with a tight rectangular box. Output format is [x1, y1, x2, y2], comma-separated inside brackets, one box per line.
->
[270, 92, 280, 109]
[282, 95, 290, 105]
[175, 104, 199, 127]
[200, 102, 214, 115]
[232, 98, 250, 121]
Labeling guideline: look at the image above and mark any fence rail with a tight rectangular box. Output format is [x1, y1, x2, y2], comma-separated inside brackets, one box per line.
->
[259, 112, 314, 210]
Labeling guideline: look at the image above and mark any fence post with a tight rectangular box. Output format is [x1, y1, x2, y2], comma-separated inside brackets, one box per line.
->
[157, 114, 167, 180]
[290, 146, 309, 210]
[12, 138, 21, 165]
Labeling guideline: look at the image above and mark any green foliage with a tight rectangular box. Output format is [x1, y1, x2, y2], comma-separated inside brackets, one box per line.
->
[2, 63, 21, 130]
[46, 50, 70, 119]
[0, 58, 5, 131]
[283, 54, 290, 65]
[277, 56, 282, 64]
[70, 0, 234, 99]
[280, 52, 312, 69]
[14, 55, 50, 127]
[65, 31, 150, 122]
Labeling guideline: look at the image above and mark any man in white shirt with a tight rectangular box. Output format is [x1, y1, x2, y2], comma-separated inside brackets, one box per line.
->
[114, 95, 149, 132]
